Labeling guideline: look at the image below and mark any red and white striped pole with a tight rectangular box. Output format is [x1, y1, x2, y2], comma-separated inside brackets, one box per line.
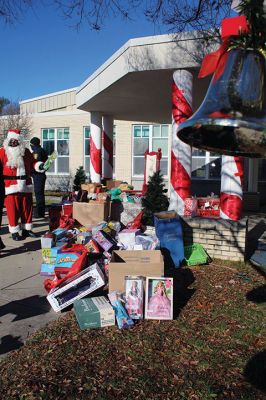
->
[102, 115, 114, 180]
[169, 70, 193, 215]
[90, 112, 102, 183]
[220, 155, 244, 220]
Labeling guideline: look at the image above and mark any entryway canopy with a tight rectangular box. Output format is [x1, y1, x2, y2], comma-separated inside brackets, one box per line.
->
[76, 31, 213, 123]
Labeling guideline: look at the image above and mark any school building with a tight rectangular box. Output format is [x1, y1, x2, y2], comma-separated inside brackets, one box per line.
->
[19, 31, 266, 208]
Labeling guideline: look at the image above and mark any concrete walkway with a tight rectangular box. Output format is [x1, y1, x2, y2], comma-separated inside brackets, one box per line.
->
[0, 210, 59, 358]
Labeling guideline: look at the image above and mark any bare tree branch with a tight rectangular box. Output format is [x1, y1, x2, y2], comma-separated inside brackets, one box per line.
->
[0, 0, 234, 35]
[0, 100, 32, 145]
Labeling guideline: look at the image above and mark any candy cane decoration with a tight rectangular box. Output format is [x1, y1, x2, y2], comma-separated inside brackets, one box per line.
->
[169, 70, 193, 215]
[102, 115, 114, 180]
[90, 112, 102, 183]
[220, 155, 244, 220]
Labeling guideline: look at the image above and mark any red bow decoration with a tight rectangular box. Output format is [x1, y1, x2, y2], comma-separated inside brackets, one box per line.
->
[198, 16, 249, 80]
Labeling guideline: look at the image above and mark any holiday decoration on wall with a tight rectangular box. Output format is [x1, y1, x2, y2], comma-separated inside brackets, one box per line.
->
[177, 0, 266, 158]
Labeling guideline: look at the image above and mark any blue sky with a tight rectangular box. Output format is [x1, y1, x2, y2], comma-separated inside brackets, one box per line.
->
[0, 3, 167, 102]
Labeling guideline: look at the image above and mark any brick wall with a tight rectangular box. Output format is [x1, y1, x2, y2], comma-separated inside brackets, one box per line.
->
[180, 217, 248, 262]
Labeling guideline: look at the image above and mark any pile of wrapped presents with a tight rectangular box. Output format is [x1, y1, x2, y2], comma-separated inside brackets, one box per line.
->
[41, 180, 209, 330]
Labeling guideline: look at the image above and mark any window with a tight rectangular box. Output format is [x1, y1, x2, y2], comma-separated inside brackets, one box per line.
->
[132, 124, 169, 176]
[42, 128, 69, 174]
[84, 127, 90, 175]
[83, 126, 116, 176]
[192, 149, 221, 179]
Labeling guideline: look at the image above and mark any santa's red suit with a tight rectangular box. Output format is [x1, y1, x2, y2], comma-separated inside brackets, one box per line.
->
[0, 130, 44, 234]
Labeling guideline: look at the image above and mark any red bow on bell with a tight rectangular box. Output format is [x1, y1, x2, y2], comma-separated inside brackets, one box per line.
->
[198, 16, 249, 80]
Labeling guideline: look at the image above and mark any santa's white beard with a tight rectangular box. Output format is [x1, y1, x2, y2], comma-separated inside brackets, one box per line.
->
[3, 139, 25, 169]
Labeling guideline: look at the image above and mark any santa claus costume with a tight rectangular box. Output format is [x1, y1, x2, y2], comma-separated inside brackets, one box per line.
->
[0, 129, 44, 239]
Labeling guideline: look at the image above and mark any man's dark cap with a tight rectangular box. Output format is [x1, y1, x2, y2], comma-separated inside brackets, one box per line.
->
[30, 137, 40, 146]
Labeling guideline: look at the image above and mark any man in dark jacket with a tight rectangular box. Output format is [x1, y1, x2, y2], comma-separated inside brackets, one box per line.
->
[30, 137, 48, 218]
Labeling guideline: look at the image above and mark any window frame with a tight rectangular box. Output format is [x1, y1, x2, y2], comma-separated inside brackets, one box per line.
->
[132, 124, 169, 178]
[42, 127, 70, 175]
[191, 149, 221, 180]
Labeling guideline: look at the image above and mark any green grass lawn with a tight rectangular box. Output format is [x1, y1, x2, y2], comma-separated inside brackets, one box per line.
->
[0, 261, 265, 400]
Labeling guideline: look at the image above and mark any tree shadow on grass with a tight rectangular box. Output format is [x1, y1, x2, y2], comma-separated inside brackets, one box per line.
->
[244, 350, 266, 393]
[246, 285, 266, 303]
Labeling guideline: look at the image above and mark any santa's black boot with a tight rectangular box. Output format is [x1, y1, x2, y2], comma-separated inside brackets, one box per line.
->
[22, 229, 38, 238]
[12, 233, 22, 241]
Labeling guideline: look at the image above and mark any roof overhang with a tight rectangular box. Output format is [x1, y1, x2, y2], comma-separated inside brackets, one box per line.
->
[76, 31, 215, 123]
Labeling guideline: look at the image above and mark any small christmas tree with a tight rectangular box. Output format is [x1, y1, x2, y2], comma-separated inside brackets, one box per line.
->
[141, 170, 169, 226]
[73, 166, 87, 191]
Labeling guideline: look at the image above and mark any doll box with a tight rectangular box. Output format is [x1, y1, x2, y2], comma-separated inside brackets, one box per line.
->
[145, 276, 173, 320]
[47, 263, 105, 312]
[74, 296, 115, 329]
[108, 250, 164, 293]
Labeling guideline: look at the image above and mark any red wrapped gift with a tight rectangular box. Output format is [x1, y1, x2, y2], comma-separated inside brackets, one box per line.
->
[197, 197, 220, 210]
[184, 197, 198, 217]
[197, 197, 220, 218]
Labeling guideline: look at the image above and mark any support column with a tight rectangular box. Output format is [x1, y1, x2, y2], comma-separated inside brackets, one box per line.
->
[220, 155, 244, 220]
[248, 159, 259, 192]
[102, 115, 114, 180]
[90, 112, 102, 183]
[169, 70, 193, 215]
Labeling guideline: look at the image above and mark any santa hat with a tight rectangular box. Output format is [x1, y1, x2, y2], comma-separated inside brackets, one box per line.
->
[7, 129, 21, 141]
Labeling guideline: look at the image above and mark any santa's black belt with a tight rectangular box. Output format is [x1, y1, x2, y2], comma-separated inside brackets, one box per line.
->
[3, 175, 28, 180]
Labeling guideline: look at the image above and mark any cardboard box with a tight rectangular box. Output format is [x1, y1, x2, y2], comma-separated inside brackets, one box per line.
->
[108, 250, 164, 292]
[47, 263, 105, 312]
[105, 180, 122, 190]
[74, 296, 115, 329]
[73, 201, 110, 228]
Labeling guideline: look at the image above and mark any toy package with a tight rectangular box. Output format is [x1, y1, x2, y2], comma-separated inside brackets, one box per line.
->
[92, 230, 115, 252]
[125, 275, 144, 319]
[47, 263, 105, 312]
[108, 291, 134, 329]
[74, 296, 115, 329]
[145, 277, 173, 320]
[40, 246, 65, 276]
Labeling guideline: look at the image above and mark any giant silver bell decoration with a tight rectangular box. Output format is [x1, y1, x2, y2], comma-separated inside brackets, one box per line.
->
[177, 48, 266, 157]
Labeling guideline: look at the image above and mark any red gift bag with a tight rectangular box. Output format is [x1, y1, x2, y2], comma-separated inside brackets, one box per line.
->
[44, 243, 87, 292]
